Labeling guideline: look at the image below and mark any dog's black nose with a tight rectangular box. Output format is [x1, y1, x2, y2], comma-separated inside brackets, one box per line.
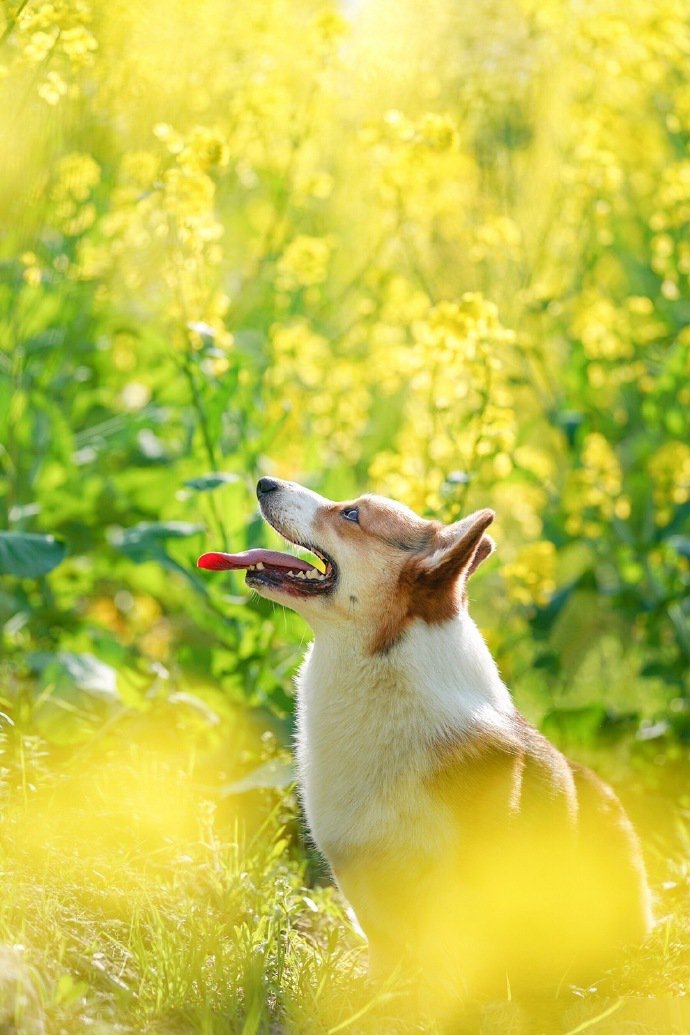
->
[257, 477, 280, 498]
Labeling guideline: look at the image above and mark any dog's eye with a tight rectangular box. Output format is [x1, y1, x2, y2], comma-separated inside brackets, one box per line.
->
[341, 507, 360, 524]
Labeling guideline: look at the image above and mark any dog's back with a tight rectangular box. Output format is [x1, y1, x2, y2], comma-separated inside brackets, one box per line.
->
[331, 710, 651, 1001]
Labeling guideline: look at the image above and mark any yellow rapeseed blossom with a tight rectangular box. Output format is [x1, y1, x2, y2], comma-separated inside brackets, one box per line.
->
[417, 113, 459, 151]
[502, 541, 557, 608]
[9, 0, 97, 103]
[38, 69, 68, 105]
[370, 294, 517, 516]
[277, 236, 331, 291]
[47, 152, 100, 236]
[649, 441, 690, 525]
[562, 433, 627, 536]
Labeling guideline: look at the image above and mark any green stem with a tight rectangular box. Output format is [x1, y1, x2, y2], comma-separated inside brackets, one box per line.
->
[0, 0, 31, 47]
[453, 343, 493, 518]
[165, 213, 230, 552]
[395, 189, 437, 304]
[178, 347, 230, 553]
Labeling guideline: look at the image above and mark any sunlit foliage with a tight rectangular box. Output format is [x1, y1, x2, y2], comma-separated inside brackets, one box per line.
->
[1, 0, 690, 1029]
[2, 0, 689, 688]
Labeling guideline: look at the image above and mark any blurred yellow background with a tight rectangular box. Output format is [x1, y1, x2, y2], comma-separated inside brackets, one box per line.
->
[1, 1, 690, 1030]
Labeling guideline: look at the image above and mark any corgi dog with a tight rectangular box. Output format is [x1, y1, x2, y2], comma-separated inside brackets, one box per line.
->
[199, 478, 652, 1008]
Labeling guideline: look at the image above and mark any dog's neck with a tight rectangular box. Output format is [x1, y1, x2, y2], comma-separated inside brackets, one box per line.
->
[295, 610, 517, 855]
[301, 610, 516, 738]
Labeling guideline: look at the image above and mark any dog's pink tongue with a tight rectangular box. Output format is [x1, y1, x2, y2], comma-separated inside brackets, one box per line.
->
[197, 548, 313, 572]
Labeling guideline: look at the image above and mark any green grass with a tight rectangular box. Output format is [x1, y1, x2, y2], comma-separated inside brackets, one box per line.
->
[0, 716, 689, 1035]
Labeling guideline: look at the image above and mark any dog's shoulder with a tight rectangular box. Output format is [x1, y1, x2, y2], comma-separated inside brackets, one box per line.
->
[425, 712, 578, 834]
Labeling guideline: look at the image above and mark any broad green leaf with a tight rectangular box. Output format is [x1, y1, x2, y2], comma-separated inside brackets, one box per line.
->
[668, 603, 690, 660]
[667, 536, 690, 559]
[222, 758, 295, 795]
[111, 521, 204, 561]
[541, 705, 608, 745]
[27, 651, 120, 744]
[167, 691, 221, 727]
[655, 501, 690, 542]
[110, 523, 210, 595]
[0, 531, 66, 577]
[29, 651, 118, 698]
[55, 973, 91, 1007]
[184, 473, 241, 492]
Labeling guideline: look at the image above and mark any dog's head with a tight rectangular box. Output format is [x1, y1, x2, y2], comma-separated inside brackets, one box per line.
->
[199, 478, 495, 652]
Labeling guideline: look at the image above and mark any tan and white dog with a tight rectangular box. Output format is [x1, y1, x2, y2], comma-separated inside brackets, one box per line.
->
[199, 478, 652, 1006]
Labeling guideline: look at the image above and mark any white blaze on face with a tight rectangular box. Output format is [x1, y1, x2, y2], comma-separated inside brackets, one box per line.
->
[260, 480, 324, 548]
[249, 481, 338, 613]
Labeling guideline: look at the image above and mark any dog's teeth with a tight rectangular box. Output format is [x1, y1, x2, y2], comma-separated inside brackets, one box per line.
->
[248, 565, 256, 570]
[296, 571, 307, 579]
[255, 562, 264, 570]
[307, 569, 319, 579]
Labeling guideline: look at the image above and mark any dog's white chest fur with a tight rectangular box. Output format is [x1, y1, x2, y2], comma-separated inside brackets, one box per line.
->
[295, 615, 516, 860]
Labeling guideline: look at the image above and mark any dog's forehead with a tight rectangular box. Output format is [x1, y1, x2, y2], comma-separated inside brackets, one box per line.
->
[359, 493, 420, 521]
[357, 494, 437, 550]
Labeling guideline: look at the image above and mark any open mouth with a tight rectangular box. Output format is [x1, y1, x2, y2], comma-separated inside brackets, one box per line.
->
[197, 540, 337, 598]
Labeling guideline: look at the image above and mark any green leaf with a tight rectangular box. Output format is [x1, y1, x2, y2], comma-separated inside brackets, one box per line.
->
[222, 758, 295, 795]
[530, 577, 585, 638]
[0, 531, 66, 577]
[55, 973, 91, 1007]
[655, 500, 690, 542]
[541, 705, 608, 745]
[29, 651, 118, 698]
[668, 603, 690, 661]
[184, 472, 241, 492]
[110, 523, 210, 595]
[667, 536, 690, 559]
[167, 691, 221, 727]
[111, 521, 204, 561]
[201, 371, 241, 445]
[27, 651, 120, 744]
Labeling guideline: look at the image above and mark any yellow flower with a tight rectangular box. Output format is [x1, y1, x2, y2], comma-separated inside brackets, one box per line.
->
[120, 150, 159, 188]
[59, 24, 97, 65]
[38, 69, 68, 104]
[369, 294, 516, 516]
[417, 113, 458, 151]
[178, 126, 230, 174]
[54, 153, 101, 201]
[562, 433, 627, 535]
[24, 29, 58, 63]
[277, 236, 331, 291]
[649, 441, 690, 524]
[502, 541, 557, 608]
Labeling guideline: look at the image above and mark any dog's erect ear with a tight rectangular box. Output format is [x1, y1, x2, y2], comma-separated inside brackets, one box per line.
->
[416, 509, 495, 587]
[466, 531, 495, 577]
